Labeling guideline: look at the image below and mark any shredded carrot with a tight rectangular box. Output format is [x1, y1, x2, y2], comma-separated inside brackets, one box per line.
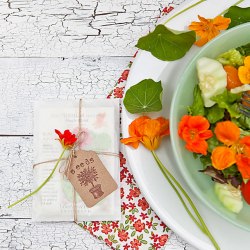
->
[224, 65, 243, 90]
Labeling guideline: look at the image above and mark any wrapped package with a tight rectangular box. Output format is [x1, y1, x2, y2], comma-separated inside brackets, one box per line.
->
[33, 99, 120, 221]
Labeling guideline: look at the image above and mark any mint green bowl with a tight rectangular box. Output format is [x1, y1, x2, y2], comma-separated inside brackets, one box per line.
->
[170, 22, 250, 231]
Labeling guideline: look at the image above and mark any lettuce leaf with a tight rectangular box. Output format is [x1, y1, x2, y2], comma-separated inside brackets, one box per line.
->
[232, 114, 250, 130]
[199, 155, 212, 168]
[211, 90, 241, 118]
[206, 104, 224, 124]
[236, 43, 250, 56]
[188, 85, 205, 116]
[207, 136, 221, 153]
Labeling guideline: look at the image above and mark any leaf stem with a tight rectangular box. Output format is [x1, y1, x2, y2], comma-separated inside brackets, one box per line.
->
[151, 151, 220, 250]
[8, 148, 67, 208]
[162, 0, 206, 26]
[218, 0, 245, 16]
[153, 154, 205, 233]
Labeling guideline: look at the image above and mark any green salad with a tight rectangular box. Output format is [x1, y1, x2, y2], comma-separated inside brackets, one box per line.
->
[178, 42, 250, 213]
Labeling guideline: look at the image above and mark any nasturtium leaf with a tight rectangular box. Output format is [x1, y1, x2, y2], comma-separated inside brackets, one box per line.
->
[136, 24, 196, 61]
[123, 79, 163, 114]
[224, 6, 250, 29]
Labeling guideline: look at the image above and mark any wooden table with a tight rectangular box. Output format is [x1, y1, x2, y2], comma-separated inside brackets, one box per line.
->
[0, 0, 195, 249]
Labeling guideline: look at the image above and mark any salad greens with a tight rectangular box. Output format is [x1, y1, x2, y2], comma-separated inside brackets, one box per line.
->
[206, 105, 224, 124]
[216, 49, 244, 67]
[187, 42, 250, 213]
[233, 115, 250, 130]
[188, 85, 205, 116]
[237, 43, 250, 56]
[211, 90, 241, 118]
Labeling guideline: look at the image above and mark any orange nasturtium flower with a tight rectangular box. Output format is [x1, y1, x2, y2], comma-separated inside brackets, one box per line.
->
[122, 115, 219, 248]
[189, 15, 231, 47]
[238, 56, 250, 84]
[120, 116, 170, 151]
[211, 121, 250, 178]
[178, 115, 213, 155]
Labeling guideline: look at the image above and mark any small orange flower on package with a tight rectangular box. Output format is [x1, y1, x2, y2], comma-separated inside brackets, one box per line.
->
[120, 116, 170, 151]
[9, 128, 78, 208]
[238, 56, 250, 84]
[189, 15, 231, 46]
[178, 115, 213, 155]
[55, 129, 77, 149]
[211, 121, 250, 178]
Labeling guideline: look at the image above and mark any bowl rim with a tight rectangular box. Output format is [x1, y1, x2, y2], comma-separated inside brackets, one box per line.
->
[170, 22, 250, 231]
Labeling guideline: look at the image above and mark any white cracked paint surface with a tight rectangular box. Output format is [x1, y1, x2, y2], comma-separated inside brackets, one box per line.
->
[0, 0, 196, 249]
[0, 0, 185, 57]
[0, 57, 129, 134]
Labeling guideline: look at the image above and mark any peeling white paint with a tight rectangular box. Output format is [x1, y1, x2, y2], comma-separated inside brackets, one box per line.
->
[0, 0, 185, 57]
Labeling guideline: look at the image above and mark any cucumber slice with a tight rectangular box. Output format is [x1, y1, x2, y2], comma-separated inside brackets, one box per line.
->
[197, 57, 227, 107]
[214, 182, 243, 213]
[230, 84, 250, 94]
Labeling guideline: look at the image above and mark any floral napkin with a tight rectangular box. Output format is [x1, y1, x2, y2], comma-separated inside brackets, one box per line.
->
[78, 5, 177, 250]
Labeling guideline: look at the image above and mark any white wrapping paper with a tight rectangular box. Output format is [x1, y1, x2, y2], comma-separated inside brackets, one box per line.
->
[32, 99, 120, 221]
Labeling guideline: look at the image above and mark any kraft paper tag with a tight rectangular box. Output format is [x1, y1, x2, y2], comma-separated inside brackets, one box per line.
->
[67, 150, 118, 208]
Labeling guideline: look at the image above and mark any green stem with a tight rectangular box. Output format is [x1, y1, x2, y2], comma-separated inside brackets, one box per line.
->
[218, 0, 245, 16]
[8, 148, 67, 208]
[152, 151, 220, 250]
[153, 154, 205, 233]
[162, 0, 206, 26]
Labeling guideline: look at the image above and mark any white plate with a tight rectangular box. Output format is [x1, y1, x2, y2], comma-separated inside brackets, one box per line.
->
[121, 1, 250, 249]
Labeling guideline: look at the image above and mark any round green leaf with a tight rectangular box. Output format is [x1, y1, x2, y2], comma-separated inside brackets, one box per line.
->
[123, 79, 163, 114]
[224, 6, 250, 29]
[136, 24, 195, 61]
